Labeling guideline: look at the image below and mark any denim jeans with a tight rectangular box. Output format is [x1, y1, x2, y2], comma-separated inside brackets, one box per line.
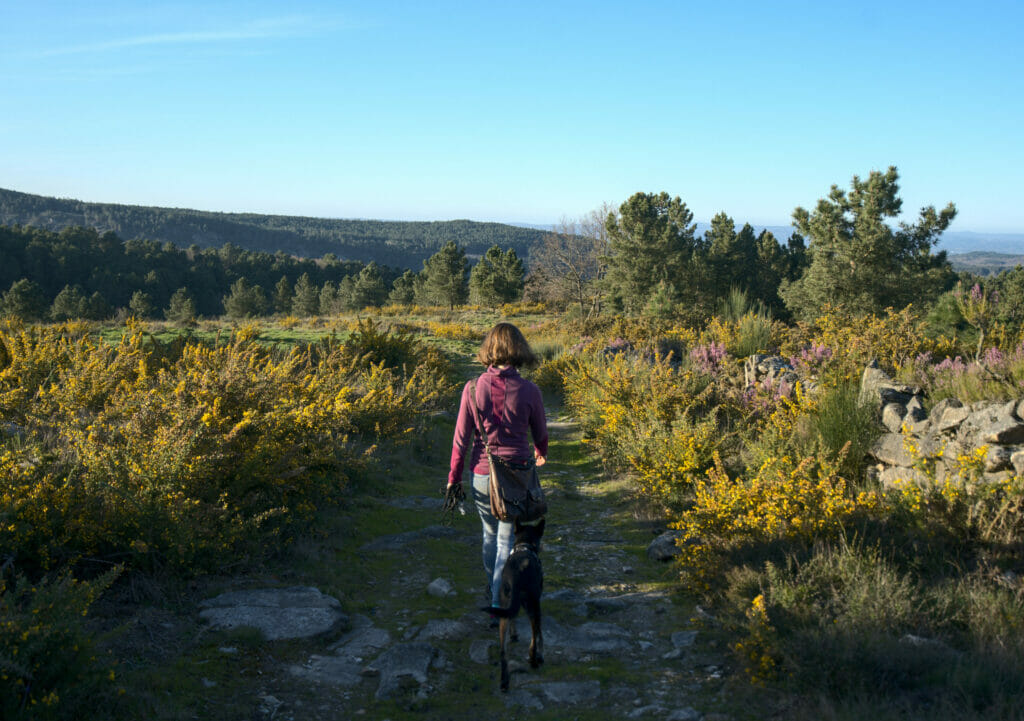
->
[472, 472, 513, 607]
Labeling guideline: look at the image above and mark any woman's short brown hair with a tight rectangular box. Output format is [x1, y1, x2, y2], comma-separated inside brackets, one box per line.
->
[476, 322, 538, 368]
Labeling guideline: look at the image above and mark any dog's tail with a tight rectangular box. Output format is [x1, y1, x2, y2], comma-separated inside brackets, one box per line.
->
[481, 605, 515, 618]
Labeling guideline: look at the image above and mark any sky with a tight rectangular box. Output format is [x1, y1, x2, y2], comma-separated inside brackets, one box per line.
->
[1, 0, 1022, 232]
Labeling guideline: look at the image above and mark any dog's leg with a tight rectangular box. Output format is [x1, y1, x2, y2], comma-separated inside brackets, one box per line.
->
[528, 601, 543, 668]
[499, 617, 510, 692]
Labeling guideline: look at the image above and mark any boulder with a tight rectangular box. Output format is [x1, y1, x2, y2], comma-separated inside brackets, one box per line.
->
[982, 418, 1024, 445]
[1011, 449, 1024, 477]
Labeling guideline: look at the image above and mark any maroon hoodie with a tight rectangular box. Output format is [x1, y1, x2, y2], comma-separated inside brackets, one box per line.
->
[448, 365, 548, 486]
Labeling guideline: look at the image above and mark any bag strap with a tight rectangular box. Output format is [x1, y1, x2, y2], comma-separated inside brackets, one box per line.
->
[467, 379, 493, 456]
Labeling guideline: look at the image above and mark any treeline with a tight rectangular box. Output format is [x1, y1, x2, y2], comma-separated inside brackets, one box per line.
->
[0, 225, 527, 321]
[0, 187, 547, 268]
[526, 168, 1021, 336]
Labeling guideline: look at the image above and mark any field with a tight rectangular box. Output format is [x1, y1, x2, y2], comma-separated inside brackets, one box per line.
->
[3, 303, 1024, 720]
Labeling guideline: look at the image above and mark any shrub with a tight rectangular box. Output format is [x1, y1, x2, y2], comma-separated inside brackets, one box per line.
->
[1, 568, 121, 719]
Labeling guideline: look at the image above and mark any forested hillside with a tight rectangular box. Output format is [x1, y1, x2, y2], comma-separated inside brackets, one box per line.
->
[0, 188, 547, 268]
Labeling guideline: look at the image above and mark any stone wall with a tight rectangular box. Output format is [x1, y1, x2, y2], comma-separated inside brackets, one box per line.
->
[861, 362, 1024, 487]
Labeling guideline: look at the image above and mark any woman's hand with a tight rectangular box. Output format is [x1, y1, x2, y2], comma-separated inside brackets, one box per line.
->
[534, 450, 546, 467]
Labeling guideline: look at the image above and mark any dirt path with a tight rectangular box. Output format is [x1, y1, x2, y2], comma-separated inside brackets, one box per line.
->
[106, 412, 747, 720]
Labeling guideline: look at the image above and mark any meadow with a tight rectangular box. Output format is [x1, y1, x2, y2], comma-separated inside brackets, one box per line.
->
[3, 302, 1024, 719]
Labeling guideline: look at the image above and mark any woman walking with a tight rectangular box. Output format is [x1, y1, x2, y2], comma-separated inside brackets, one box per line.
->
[447, 322, 548, 609]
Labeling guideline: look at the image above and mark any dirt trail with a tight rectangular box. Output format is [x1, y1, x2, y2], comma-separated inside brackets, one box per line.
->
[233, 413, 740, 721]
[106, 413, 747, 720]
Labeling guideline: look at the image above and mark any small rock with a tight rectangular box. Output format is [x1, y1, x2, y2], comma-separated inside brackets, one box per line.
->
[668, 709, 703, 721]
[415, 618, 467, 640]
[368, 643, 438, 700]
[506, 690, 544, 709]
[647, 531, 683, 562]
[469, 639, 493, 664]
[662, 649, 684, 660]
[426, 578, 455, 598]
[671, 630, 698, 648]
[538, 680, 601, 704]
[629, 705, 666, 718]
[201, 677, 217, 688]
[218, 646, 238, 654]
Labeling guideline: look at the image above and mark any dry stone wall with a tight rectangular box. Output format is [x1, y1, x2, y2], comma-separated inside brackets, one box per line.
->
[861, 361, 1024, 487]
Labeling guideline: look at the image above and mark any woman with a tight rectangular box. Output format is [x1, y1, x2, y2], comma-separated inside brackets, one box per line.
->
[447, 322, 548, 609]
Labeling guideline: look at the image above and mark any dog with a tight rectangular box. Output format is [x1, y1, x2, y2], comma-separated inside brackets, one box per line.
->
[482, 517, 545, 691]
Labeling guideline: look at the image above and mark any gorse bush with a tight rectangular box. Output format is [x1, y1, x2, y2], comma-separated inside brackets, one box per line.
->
[1, 568, 121, 720]
[0, 321, 451, 573]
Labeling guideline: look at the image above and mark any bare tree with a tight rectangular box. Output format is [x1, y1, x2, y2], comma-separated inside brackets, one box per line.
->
[527, 203, 615, 320]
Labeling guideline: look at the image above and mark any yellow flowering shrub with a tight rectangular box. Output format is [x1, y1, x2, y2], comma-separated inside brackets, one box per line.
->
[1, 568, 121, 718]
[0, 322, 451, 573]
[561, 351, 729, 507]
[674, 450, 880, 592]
[426, 321, 485, 342]
[779, 305, 955, 374]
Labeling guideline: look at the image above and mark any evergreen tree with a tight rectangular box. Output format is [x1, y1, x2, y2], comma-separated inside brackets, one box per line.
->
[166, 287, 197, 324]
[337, 276, 357, 311]
[291, 273, 320, 316]
[604, 192, 702, 313]
[781, 167, 957, 319]
[319, 281, 339, 315]
[470, 246, 526, 307]
[84, 291, 112, 320]
[420, 241, 469, 309]
[223, 277, 267, 319]
[50, 285, 87, 320]
[1, 279, 46, 321]
[129, 290, 155, 319]
[351, 262, 389, 308]
[389, 270, 420, 305]
[273, 276, 293, 314]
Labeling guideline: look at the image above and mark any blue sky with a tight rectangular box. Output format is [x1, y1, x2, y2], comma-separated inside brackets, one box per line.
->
[2, 0, 1022, 232]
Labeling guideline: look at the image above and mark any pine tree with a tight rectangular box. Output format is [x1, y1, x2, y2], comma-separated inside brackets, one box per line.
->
[604, 192, 702, 313]
[351, 262, 389, 308]
[166, 287, 197, 324]
[50, 285, 87, 320]
[470, 246, 525, 307]
[420, 241, 469, 309]
[273, 276, 293, 314]
[129, 290, 154, 319]
[389, 270, 420, 305]
[781, 167, 956, 319]
[1, 279, 46, 321]
[222, 277, 266, 319]
[291, 273, 320, 316]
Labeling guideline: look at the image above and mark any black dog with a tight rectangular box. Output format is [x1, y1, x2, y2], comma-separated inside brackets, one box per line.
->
[483, 518, 545, 691]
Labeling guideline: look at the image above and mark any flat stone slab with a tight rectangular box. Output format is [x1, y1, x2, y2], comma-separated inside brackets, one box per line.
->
[517, 616, 632, 654]
[367, 642, 438, 700]
[537, 680, 601, 704]
[361, 525, 459, 551]
[415, 618, 470, 641]
[198, 587, 345, 640]
[288, 654, 364, 686]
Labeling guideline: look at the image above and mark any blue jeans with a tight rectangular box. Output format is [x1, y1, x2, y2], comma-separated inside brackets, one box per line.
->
[472, 472, 513, 607]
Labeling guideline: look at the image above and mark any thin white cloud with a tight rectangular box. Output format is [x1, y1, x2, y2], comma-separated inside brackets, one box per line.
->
[34, 16, 323, 58]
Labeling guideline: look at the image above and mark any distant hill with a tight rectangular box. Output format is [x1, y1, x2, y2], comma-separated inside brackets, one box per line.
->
[0, 188, 549, 269]
[948, 251, 1024, 275]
